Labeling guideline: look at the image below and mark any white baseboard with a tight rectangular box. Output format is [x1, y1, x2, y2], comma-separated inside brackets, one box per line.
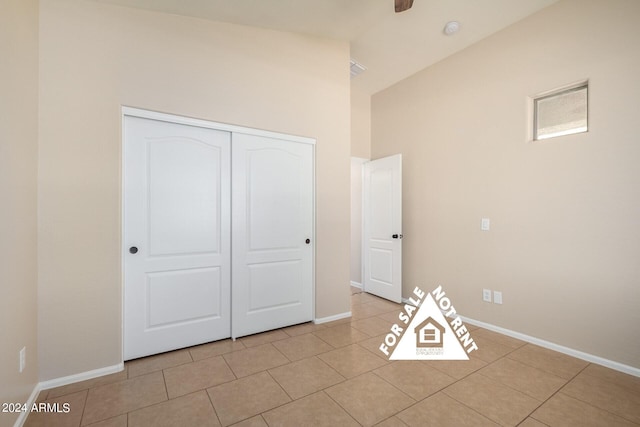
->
[13, 383, 41, 427]
[460, 316, 640, 378]
[38, 362, 125, 391]
[314, 311, 351, 324]
[350, 281, 362, 289]
[397, 297, 638, 377]
[13, 363, 124, 427]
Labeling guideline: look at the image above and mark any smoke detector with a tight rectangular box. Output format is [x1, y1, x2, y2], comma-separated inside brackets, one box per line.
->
[443, 21, 460, 36]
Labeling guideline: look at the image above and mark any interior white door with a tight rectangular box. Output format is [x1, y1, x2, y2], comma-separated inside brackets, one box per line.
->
[232, 133, 314, 338]
[123, 116, 231, 360]
[363, 154, 402, 303]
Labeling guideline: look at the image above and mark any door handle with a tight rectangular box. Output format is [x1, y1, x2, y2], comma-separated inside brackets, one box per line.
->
[392, 234, 403, 239]
[305, 238, 311, 244]
[129, 246, 138, 254]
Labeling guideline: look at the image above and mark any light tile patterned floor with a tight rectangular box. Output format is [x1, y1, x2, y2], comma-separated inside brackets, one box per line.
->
[27, 287, 640, 426]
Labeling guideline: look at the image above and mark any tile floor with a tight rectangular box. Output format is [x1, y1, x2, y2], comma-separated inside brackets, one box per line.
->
[27, 287, 640, 426]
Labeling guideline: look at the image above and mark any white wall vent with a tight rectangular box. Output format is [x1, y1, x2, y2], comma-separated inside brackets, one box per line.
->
[350, 59, 366, 78]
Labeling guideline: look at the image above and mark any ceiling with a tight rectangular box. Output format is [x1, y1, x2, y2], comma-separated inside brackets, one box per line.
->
[94, 0, 558, 95]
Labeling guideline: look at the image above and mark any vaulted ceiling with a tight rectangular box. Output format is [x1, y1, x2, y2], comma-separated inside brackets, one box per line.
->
[94, 0, 558, 95]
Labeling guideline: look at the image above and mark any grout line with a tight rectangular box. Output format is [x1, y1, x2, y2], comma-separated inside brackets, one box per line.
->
[426, 362, 498, 421]
[311, 332, 335, 349]
[77, 388, 89, 427]
[579, 364, 640, 392]
[438, 356, 522, 425]
[220, 371, 296, 425]
[420, 347, 530, 424]
[204, 387, 223, 427]
[525, 415, 551, 426]
[522, 362, 591, 423]
[265, 370, 295, 403]
[270, 341, 294, 364]
[369, 369, 417, 403]
[320, 388, 364, 426]
[265, 369, 295, 404]
[551, 363, 640, 425]
[434, 391, 499, 426]
[219, 353, 238, 382]
[161, 369, 169, 401]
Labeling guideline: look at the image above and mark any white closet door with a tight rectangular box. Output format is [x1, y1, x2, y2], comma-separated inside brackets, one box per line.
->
[124, 116, 231, 360]
[232, 133, 314, 338]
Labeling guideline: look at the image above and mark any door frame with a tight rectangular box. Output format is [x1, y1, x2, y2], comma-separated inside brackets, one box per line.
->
[121, 106, 316, 360]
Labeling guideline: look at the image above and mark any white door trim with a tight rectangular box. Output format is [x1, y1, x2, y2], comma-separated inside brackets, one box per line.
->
[122, 107, 315, 145]
[121, 106, 316, 360]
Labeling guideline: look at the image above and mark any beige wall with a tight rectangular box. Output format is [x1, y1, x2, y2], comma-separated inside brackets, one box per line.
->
[350, 79, 370, 286]
[372, 0, 640, 368]
[38, 0, 351, 381]
[350, 157, 367, 285]
[350, 82, 371, 158]
[0, 0, 39, 425]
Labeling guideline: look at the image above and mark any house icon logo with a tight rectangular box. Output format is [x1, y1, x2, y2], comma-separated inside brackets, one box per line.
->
[415, 317, 445, 348]
[379, 286, 478, 361]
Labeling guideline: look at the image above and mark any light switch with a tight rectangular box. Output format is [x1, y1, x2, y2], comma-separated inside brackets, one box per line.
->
[481, 218, 490, 231]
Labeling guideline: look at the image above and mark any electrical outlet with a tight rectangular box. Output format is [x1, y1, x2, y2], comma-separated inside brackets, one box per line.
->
[493, 291, 503, 304]
[482, 289, 492, 302]
[19, 347, 26, 373]
[481, 218, 490, 231]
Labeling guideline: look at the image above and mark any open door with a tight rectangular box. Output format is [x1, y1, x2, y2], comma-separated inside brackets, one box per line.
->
[363, 154, 402, 303]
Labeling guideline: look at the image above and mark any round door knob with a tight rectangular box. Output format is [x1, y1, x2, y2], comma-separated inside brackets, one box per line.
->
[129, 246, 138, 254]
[305, 238, 311, 244]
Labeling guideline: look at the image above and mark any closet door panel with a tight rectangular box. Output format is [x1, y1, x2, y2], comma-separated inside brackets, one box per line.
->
[232, 133, 314, 338]
[124, 116, 231, 360]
